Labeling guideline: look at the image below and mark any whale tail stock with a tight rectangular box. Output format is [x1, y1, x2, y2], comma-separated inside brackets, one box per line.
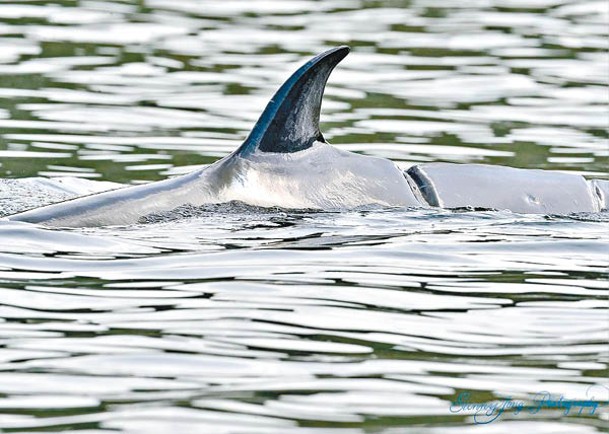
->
[234, 46, 350, 157]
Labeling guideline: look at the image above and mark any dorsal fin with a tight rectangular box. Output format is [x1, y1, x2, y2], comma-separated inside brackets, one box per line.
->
[235, 46, 350, 156]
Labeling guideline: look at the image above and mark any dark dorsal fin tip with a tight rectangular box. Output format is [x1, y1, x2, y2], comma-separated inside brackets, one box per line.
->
[236, 46, 350, 156]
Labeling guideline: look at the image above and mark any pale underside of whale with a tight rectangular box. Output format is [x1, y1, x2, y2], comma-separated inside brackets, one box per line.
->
[7, 46, 609, 227]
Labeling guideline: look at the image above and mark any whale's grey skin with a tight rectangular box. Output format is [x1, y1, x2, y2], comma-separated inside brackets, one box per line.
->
[406, 163, 602, 214]
[7, 46, 608, 227]
[8, 46, 418, 227]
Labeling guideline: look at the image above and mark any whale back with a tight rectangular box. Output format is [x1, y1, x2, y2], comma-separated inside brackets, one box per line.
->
[6, 46, 605, 227]
[406, 163, 600, 214]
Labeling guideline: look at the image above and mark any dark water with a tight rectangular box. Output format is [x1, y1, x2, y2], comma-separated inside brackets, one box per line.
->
[0, 0, 607, 432]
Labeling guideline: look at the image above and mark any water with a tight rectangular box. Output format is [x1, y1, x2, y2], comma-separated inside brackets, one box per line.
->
[0, 0, 608, 432]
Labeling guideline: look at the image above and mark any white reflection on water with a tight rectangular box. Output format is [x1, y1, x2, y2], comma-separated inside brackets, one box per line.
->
[0, 194, 607, 431]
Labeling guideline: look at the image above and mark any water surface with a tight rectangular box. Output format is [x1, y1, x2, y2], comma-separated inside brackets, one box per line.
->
[0, 0, 607, 432]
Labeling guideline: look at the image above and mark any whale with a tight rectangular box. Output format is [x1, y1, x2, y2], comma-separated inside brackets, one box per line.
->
[7, 46, 609, 227]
